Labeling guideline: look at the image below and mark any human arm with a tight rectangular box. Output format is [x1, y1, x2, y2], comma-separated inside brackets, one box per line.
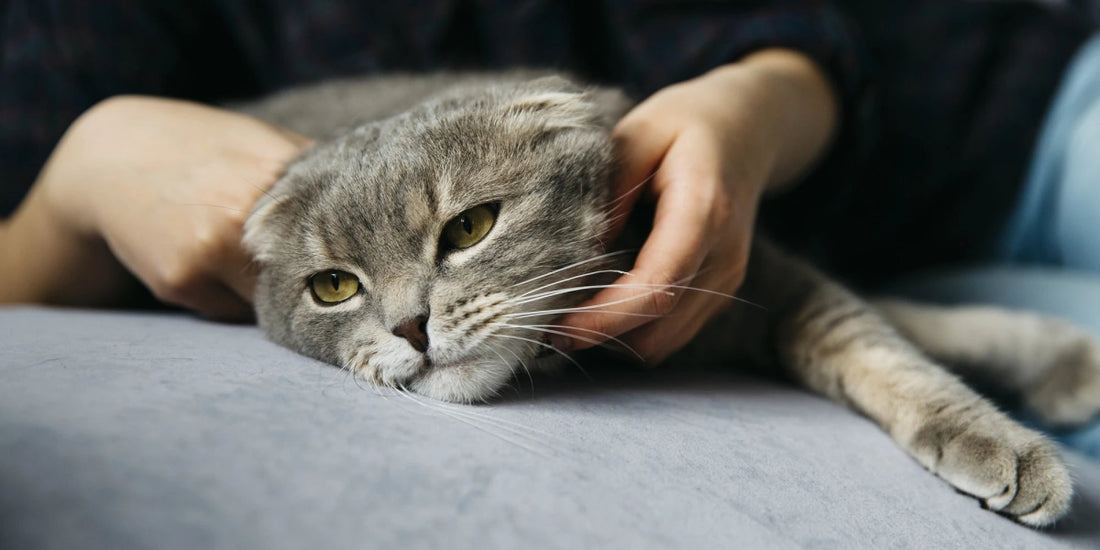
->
[552, 48, 839, 362]
[0, 96, 311, 319]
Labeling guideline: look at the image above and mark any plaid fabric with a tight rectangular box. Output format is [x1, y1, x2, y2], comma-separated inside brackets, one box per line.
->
[763, 2, 1094, 284]
[0, 1, 1091, 282]
[0, 0, 862, 216]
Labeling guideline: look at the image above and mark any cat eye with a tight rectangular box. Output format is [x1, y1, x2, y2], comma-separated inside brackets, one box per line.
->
[442, 204, 496, 250]
[308, 270, 360, 304]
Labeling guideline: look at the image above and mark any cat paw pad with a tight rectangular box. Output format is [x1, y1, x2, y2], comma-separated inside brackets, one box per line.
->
[920, 420, 1073, 527]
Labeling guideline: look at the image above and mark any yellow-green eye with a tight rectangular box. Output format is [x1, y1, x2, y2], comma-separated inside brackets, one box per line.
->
[442, 204, 496, 249]
[309, 270, 360, 304]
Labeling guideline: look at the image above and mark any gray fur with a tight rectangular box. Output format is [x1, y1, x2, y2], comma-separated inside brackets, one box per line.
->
[241, 73, 1100, 527]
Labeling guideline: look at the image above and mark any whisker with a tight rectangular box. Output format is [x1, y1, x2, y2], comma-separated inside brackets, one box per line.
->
[504, 290, 677, 319]
[511, 269, 631, 300]
[429, 396, 554, 441]
[507, 307, 662, 321]
[507, 250, 635, 289]
[597, 210, 633, 234]
[509, 282, 669, 305]
[491, 322, 643, 361]
[514, 282, 766, 311]
[392, 385, 552, 457]
[177, 203, 250, 213]
[606, 171, 656, 207]
[485, 340, 535, 396]
[483, 342, 527, 394]
[488, 333, 592, 381]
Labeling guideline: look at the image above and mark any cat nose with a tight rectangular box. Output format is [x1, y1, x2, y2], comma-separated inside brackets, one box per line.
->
[392, 315, 429, 353]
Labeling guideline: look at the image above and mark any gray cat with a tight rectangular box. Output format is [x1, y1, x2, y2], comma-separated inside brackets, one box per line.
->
[239, 73, 1100, 527]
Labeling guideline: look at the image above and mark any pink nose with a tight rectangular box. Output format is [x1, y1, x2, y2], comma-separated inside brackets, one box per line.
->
[392, 315, 429, 353]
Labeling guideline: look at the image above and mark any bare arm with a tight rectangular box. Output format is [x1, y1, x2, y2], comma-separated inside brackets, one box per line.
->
[553, 49, 839, 361]
[0, 96, 311, 318]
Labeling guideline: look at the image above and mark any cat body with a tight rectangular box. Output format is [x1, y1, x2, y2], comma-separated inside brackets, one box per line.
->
[241, 73, 1100, 527]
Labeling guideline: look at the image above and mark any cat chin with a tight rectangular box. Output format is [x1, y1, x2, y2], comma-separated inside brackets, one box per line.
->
[407, 359, 516, 403]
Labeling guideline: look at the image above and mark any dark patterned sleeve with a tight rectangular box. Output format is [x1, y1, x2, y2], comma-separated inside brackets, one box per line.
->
[604, 1, 866, 103]
[601, 1, 875, 253]
[0, 1, 256, 216]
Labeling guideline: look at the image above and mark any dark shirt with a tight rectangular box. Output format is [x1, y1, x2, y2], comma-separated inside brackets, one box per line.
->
[765, 2, 1093, 285]
[0, 1, 1092, 284]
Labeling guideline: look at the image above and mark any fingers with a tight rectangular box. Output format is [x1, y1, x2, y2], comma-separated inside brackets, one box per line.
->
[175, 226, 258, 320]
[554, 131, 726, 350]
[131, 221, 258, 321]
[618, 259, 748, 364]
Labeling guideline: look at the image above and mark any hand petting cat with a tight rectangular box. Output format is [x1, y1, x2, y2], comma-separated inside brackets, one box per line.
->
[1, 48, 830, 341]
[0, 96, 311, 320]
[551, 49, 838, 363]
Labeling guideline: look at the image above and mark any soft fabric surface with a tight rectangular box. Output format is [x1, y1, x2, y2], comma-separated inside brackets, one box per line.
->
[2, 303, 1099, 549]
[889, 265, 1100, 458]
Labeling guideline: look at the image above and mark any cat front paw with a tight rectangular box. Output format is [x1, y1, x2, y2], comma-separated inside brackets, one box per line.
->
[913, 412, 1073, 527]
[1027, 335, 1100, 427]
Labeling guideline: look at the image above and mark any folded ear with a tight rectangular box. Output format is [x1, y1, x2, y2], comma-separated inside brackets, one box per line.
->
[504, 90, 594, 131]
[503, 77, 635, 132]
[242, 192, 291, 264]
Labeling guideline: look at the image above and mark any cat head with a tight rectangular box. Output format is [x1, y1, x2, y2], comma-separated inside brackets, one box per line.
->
[245, 76, 632, 402]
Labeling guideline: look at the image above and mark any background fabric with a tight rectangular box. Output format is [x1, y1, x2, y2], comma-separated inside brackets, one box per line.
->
[2, 302, 1099, 549]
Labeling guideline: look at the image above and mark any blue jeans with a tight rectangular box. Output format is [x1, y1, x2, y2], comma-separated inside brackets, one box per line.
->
[1000, 34, 1100, 270]
[896, 35, 1100, 458]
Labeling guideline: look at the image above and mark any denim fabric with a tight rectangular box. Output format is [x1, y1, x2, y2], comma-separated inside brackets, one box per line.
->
[972, 34, 1100, 457]
[1000, 33, 1100, 270]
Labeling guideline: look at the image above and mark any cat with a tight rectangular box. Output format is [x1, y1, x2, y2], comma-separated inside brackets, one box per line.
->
[238, 73, 1100, 527]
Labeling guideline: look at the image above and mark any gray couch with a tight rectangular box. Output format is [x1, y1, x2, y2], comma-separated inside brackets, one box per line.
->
[3, 267, 1100, 549]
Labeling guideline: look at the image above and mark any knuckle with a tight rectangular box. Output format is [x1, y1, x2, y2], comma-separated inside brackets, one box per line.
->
[191, 222, 237, 260]
[152, 260, 203, 304]
[223, 204, 251, 227]
[192, 227, 221, 255]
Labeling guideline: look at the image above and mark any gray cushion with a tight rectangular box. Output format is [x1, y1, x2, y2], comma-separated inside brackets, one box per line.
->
[3, 304, 1099, 549]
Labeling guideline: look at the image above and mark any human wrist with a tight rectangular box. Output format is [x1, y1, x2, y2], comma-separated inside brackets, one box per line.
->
[701, 49, 839, 192]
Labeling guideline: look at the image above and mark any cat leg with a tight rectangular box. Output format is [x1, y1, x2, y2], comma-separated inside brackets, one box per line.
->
[745, 244, 1073, 526]
[874, 300, 1100, 427]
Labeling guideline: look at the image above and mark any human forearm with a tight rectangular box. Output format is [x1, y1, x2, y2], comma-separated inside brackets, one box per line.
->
[700, 48, 839, 192]
[1, 96, 311, 317]
[553, 48, 840, 359]
[0, 186, 133, 306]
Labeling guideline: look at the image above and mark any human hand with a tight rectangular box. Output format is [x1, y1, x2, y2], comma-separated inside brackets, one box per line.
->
[34, 96, 311, 319]
[552, 50, 838, 363]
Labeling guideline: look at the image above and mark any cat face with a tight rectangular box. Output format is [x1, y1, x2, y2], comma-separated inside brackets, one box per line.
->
[245, 78, 626, 402]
